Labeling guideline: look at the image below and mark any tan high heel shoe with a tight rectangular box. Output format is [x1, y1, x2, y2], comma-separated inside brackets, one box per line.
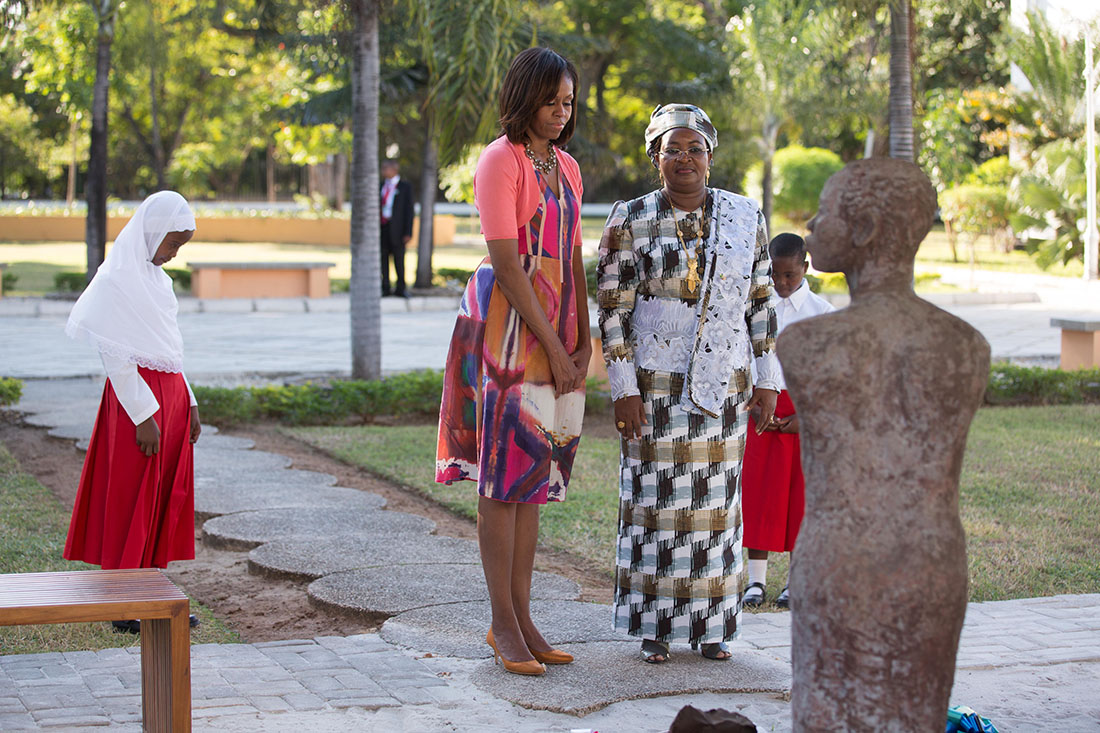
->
[528, 646, 573, 665]
[486, 628, 546, 676]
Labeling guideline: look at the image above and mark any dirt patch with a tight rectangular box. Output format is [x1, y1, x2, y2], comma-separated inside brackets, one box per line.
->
[0, 410, 614, 644]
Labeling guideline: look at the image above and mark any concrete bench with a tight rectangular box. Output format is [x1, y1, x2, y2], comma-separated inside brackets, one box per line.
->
[0, 568, 192, 731]
[1051, 318, 1100, 370]
[188, 261, 335, 299]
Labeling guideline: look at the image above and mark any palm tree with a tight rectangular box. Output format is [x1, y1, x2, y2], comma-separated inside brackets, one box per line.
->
[85, 0, 120, 281]
[887, 0, 913, 161]
[410, 0, 521, 289]
[348, 0, 382, 379]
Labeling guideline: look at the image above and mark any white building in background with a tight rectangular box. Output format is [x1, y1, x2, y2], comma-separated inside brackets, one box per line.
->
[1010, 0, 1100, 280]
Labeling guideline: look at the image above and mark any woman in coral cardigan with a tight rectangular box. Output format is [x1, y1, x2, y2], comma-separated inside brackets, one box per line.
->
[436, 47, 589, 676]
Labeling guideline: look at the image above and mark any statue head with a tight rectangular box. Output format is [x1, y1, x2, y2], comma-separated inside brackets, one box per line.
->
[806, 158, 937, 276]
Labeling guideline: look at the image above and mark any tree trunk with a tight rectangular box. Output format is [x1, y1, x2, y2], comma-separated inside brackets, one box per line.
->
[888, 0, 914, 161]
[334, 151, 348, 211]
[266, 144, 277, 203]
[85, 3, 115, 282]
[67, 115, 78, 206]
[415, 116, 438, 289]
[147, 19, 165, 189]
[760, 115, 779, 234]
[349, 0, 382, 380]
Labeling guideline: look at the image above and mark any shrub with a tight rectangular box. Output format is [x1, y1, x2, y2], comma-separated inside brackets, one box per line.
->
[1, 270, 18, 292]
[434, 267, 475, 285]
[965, 156, 1011, 187]
[0, 377, 23, 407]
[747, 145, 844, 224]
[985, 364, 1100, 406]
[53, 271, 86, 293]
[330, 278, 350, 294]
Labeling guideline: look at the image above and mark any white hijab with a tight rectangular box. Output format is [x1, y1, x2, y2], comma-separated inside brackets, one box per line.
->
[66, 191, 196, 373]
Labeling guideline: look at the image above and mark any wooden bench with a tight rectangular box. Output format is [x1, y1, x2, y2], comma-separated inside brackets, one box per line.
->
[0, 569, 192, 732]
[188, 261, 335, 299]
[1050, 317, 1100, 370]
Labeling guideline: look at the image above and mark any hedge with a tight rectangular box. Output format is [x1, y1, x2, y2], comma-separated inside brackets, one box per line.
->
[185, 364, 1100, 428]
[193, 370, 613, 427]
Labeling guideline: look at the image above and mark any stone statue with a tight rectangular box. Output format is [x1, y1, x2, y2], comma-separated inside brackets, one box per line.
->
[778, 158, 990, 731]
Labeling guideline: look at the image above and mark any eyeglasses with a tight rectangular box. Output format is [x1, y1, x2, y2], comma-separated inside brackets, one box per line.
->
[659, 146, 708, 159]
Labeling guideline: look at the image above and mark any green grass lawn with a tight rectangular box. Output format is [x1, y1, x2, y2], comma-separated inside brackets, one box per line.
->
[287, 404, 1100, 604]
[916, 228, 1083, 278]
[0, 441, 238, 654]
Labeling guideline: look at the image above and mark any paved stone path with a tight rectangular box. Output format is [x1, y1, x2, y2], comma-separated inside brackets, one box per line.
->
[3, 271, 1100, 730]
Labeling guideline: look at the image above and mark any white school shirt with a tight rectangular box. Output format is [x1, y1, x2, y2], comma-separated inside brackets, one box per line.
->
[101, 352, 197, 425]
[773, 279, 836, 391]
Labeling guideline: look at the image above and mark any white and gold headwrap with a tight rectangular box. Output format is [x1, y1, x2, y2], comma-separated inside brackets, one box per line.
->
[644, 104, 718, 152]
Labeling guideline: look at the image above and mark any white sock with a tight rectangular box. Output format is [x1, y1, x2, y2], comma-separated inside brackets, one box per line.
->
[748, 559, 768, 587]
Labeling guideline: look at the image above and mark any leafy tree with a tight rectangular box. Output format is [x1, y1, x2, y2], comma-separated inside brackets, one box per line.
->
[722, 0, 823, 229]
[410, 0, 522, 288]
[919, 88, 977, 194]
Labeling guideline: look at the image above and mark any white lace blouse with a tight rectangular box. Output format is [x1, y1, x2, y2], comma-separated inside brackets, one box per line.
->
[597, 189, 782, 409]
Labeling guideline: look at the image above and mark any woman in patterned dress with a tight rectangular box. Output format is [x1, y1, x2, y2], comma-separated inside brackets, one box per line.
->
[597, 104, 781, 663]
[436, 47, 589, 676]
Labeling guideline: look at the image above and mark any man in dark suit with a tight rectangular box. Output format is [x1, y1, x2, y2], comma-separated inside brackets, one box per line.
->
[380, 159, 414, 297]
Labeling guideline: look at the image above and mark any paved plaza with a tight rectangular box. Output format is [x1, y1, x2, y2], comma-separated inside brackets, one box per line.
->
[2, 270, 1100, 730]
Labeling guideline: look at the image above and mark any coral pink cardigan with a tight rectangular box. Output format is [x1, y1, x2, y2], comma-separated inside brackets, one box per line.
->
[473, 135, 584, 244]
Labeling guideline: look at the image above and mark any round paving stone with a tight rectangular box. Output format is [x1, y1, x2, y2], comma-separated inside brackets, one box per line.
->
[248, 533, 479, 581]
[202, 507, 435, 551]
[308, 564, 579, 617]
[47, 423, 93, 441]
[195, 466, 337, 491]
[195, 450, 291, 474]
[470, 641, 791, 716]
[194, 483, 385, 521]
[25, 410, 95, 429]
[192, 434, 256, 452]
[381, 600, 631, 658]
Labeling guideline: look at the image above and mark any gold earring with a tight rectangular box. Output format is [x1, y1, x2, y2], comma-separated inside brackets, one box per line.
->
[705, 168, 711, 185]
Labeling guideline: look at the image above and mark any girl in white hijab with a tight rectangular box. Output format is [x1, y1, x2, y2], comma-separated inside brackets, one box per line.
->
[64, 191, 201, 632]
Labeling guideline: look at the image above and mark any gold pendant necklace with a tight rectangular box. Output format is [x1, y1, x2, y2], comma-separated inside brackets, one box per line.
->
[674, 214, 703, 294]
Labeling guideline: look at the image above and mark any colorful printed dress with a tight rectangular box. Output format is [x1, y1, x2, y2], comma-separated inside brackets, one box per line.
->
[597, 189, 780, 645]
[436, 158, 585, 504]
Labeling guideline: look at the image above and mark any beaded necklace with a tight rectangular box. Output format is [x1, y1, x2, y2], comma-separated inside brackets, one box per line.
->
[524, 142, 558, 175]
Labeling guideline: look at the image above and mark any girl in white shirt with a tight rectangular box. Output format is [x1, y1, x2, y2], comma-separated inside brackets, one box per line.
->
[63, 191, 201, 632]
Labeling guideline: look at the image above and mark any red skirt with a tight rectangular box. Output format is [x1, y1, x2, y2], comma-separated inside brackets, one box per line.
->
[64, 368, 195, 569]
[741, 390, 804, 553]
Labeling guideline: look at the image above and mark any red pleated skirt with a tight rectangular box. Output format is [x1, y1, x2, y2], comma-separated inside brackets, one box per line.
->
[64, 368, 195, 569]
[741, 390, 804, 553]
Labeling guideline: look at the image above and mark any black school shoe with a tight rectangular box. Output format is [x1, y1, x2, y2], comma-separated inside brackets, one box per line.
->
[776, 585, 790, 609]
[742, 582, 766, 608]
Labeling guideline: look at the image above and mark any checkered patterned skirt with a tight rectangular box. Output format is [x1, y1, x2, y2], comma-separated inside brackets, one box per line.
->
[613, 368, 750, 645]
